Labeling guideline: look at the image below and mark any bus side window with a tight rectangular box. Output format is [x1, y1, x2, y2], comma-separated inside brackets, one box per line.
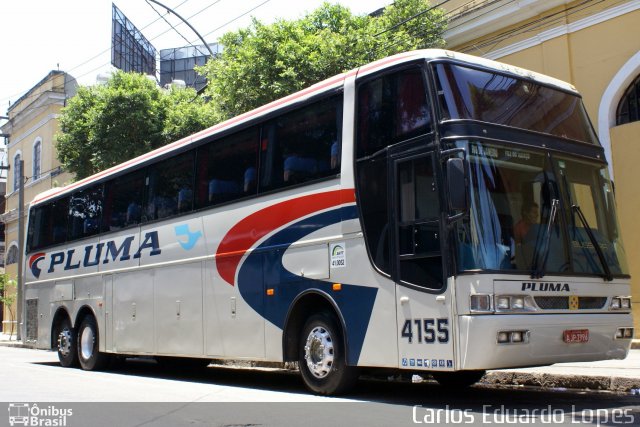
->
[145, 150, 195, 221]
[68, 186, 103, 241]
[27, 197, 70, 251]
[260, 95, 342, 191]
[357, 67, 431, 158]
[195, 127, 260, 209]
[102, 171, 145, 231]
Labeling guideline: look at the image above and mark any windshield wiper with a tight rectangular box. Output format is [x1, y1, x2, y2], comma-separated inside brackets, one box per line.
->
[530, 198, 559, 279]
[572, 204, 614, 282]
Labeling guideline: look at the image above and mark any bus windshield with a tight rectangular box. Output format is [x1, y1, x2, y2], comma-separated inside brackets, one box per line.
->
[455, 141, 629, 277]
[435, 63, 597, 144]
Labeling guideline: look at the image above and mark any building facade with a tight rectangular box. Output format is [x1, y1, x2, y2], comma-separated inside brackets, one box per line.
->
[443, 0, 640, 330]
[0, 71, 76, 334]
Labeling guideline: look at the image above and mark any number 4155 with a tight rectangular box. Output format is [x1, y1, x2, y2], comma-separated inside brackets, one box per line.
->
[401, 318, 449, 343]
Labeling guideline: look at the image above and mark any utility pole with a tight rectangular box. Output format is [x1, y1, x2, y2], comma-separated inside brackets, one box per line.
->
[16, 159, 24, 341]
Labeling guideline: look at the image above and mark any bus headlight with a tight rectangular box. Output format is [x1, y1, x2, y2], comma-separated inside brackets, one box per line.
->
[470, 294, 492, 312]
[610, 297, 631, 311]
[512, 297, 525, 310]
[494, 295, 535, 312]
[496, 296, 510, 310]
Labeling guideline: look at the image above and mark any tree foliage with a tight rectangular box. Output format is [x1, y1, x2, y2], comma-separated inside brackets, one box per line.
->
[199, 0, 447, 119]
[0, 274, 16, 340]
[57, 1, 446, 179]
[56, 71, 217, 179]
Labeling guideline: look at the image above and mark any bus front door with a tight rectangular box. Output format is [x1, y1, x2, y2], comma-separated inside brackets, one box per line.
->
[391, 150, 455, 372]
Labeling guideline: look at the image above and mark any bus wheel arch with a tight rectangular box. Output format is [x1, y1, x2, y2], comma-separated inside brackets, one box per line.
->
[283, 290, 347, 362]
[283, 290, 358, 395]
[51, 308, 78, 368]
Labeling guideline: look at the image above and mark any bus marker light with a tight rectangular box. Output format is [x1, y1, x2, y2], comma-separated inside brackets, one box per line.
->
[266, 288, 275, 296]
[332, 283, 342, 291]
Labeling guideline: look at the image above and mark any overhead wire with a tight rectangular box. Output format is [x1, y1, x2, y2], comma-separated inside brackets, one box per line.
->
[145, 0, 209, 57]
[0, 0, 194, 108]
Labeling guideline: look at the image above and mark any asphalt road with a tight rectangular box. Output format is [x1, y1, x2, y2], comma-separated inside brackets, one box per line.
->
[0, 346, 638, 427]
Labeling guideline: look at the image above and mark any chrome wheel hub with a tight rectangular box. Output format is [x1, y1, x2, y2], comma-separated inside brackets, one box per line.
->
[58, 329, 73, 357]
[304, 326, 334, 379]
[80, 327, 95, 360]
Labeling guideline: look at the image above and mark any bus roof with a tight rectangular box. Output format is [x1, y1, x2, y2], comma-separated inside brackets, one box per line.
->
[31, 49, 578, 207]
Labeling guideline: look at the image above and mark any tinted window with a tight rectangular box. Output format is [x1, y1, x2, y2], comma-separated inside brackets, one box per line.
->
[260, 95, 342, 190]
[27, 197, 69, 251]
[356, 156, 390, 275]
[196, 127, 259, 208]
[357, 68, 431, 158]
[435, 63, 597, 144]
[102, 170, 145, 231]
[145, 151, 195, 221]
[68, 186, 103, 241]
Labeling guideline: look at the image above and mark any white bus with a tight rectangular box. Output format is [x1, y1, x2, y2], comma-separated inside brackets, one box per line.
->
[24, 50, 633, 395]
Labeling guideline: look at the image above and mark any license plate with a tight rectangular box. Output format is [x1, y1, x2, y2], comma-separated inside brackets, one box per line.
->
[563, 329, 589, 343]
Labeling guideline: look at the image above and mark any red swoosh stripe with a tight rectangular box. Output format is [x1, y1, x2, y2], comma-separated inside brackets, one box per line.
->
[29, 252, 45, 267]
[216, 189, 356, 286]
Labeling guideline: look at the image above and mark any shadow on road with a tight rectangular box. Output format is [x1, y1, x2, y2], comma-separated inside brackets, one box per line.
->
[33, 358, 640, 412]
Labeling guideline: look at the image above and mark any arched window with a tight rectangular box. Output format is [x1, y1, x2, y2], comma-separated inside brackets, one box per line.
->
[33, 139, 42, 180]
[616, 74, 640, 125]
[6, 244, 18, 265]
[13, 152, 21, 192]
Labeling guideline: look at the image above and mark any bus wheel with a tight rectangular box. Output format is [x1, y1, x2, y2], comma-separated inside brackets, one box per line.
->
[77, 316, 110, 371]
[298, 312, 357, 395]
[56, 317, 78, 368]
[431, 370, 486, 390]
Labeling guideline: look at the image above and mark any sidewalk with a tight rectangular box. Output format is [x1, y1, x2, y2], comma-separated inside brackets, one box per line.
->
[482, 349, 640, 393]
[1, 332, 638, 393]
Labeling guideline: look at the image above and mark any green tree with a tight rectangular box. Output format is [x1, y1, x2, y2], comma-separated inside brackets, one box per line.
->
[0, 274, 16, 340]
[56, 72, 217, 179]
[199, 0, 446, 119]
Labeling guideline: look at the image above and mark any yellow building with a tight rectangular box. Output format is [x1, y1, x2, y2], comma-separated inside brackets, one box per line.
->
[0, 71, 76, 336]
[443, 0, 640, 332]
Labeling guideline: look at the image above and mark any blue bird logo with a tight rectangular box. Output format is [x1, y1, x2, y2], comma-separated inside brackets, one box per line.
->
[175, 224, 202, 250]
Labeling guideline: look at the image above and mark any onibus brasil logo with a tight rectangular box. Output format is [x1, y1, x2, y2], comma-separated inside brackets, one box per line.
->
[8, 403, 72, 426]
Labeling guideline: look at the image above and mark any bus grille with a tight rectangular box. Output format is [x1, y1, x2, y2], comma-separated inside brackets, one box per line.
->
[534, 296, 607, 310]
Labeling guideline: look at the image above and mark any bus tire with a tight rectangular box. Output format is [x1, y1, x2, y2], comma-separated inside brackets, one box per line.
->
[431, 370, 486, 390]
[55, 317, 78, 368]
[298, 312, 357, 395]
[77, 316, 110, 371]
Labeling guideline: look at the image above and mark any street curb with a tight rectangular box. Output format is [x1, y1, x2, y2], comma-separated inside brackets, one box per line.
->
[482, 371, 640, 393]
[0, 341, 30, 349]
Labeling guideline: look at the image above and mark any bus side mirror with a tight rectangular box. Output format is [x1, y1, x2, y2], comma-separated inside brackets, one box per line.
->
[447, 157, 468, 212]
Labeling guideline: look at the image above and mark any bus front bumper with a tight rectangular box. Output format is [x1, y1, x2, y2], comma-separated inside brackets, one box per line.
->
[457, 313, 633, 370]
